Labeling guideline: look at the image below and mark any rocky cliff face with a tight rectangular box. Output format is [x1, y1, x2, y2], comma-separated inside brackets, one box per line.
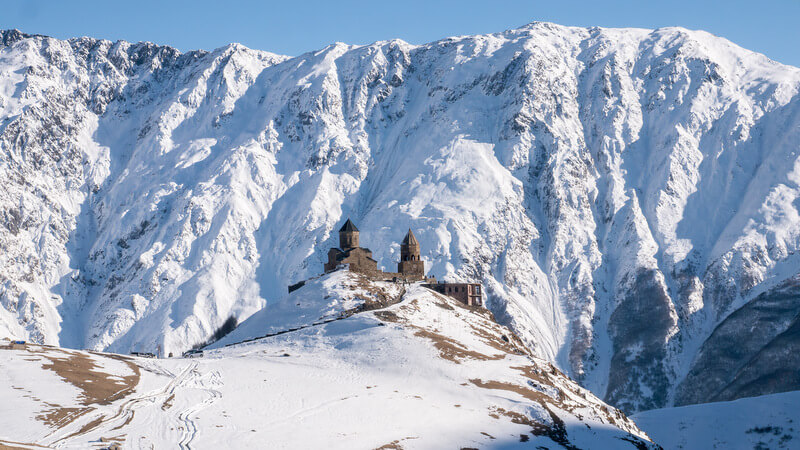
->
[1, 23, 799, 413]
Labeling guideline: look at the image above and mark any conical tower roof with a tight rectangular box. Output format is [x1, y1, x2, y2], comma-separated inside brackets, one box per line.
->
[339, 218, 359, 232]
[402, 229, 419, 246]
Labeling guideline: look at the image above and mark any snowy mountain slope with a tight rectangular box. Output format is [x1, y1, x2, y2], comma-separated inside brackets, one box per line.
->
[674, 274, 800, 405]
[1, 23, 800, 413]
[210, 270, 405, 347]
[633, 390, 800, 449]
[0, 273, 658, 449]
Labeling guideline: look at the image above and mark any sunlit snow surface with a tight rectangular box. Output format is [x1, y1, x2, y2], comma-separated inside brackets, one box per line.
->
[0, 273, 656, 449]
[634, 391, 800, 449]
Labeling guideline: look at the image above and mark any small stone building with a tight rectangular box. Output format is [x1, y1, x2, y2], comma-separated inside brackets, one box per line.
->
[423, 282, 483, 307]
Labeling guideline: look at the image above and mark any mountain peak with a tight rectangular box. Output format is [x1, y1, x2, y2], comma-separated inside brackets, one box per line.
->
[0, 28, 44, 47]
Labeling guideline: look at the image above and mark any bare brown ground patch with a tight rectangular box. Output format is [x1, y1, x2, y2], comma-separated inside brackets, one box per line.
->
[382, 288, 526, 363]
[370, 284, 646, 444]
[111, 413, 134, 431]
[374, 442, 403, 450]
[469, 317, 533, 360]
[471, 377, 571, 442]
[373, 436, 418, 450]
[346, 274, 405, 310]
[472, 376, 643, 449]
[469, 378, 548, 404]
[0, 439, 50, 449]
[413, 329, 504, 364]
[162, 393, 175, 410]
[26, 348, 141, 430]
[99, 435, 125, 443]
[37, 349, 141, 406]
[488, 399, 579, 450]
[373, 310, 399, 322]
[63, 415, 106, 440]
[470, 322, 527, 356]
[370, 288, 650, 447]
[36, 405, 88, 429]
[433, 300, 454, 310]
[490, 406, 539, 427]
[426, 289, 494, 318]
[509, 364, 633, 427]
[371, 286, 528, 366]
[511, 365, 558, 388]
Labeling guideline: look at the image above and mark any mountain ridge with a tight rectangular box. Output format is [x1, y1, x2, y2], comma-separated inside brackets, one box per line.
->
[1, 22, 799, 413]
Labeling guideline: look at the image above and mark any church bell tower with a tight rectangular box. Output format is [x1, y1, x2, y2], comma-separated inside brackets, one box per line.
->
[398, 229, 424, 279]
[339, 218, 359, 250]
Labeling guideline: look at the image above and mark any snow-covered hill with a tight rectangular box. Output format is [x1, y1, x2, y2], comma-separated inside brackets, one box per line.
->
[0, 272, 657, 449]
[1, 22, 800, 413]
[208, 270, 405, 347]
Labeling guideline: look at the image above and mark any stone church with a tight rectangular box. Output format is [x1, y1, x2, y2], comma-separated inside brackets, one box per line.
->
[293, 218, 482, 307]
[323, 219, 377, 274]
[323, 218, 431, 282]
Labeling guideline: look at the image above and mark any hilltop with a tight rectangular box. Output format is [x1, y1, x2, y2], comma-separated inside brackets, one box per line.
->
[0, 271, 657, 448]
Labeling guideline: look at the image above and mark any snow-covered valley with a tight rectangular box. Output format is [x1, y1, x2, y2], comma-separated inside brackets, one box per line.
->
[2, 21, 800, 419]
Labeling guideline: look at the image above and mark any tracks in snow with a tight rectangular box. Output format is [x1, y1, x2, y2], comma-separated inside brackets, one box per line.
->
[41, 361, 223, 449]
[176, 367, 223, 449]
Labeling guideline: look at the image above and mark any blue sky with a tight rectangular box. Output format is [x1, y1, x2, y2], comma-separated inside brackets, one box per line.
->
[2, 0, 799, 67]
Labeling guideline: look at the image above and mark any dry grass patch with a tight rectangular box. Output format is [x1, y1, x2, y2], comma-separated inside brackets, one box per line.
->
[374, 442, 403, 450]
[24, 348, 141, 431]
[161, 393, 175, 410]
[373, 436, 418, 450]
[346, 274, 405, 311]
[469, 378, 548, 404]
[413, 329, 504, 364]
[373, 310, 399, 322]
[64, 415, 106, 440]
[111, 413, 134, 431]
[37, 405, 88, 428]
[490, 406, 539, 427]
[0, 439, 50, 449]
[37, 350, 140, 406]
